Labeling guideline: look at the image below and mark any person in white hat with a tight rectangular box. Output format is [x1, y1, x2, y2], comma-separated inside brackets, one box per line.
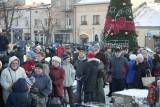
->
[49, 56, 65, 97]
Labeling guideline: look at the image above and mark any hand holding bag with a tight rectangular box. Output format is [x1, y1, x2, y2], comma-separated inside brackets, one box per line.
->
[104, 73, 112, 82]
[141, 69, 155, 86]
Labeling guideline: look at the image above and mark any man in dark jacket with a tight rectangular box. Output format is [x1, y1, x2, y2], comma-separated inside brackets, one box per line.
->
[0, 34, 9, 55]
[74, 50, 88, 106]
[110, 47, 129, 93]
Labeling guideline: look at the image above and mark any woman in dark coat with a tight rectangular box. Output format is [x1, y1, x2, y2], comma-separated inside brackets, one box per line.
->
[5, 78, 31, 107]
[133, 54, 151, 89]
[152, 52, 160, 77]
[82, 52, 100, 103]
[49, 56, 65, 97]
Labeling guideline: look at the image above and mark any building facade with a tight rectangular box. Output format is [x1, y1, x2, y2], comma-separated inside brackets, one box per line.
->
[51, 0, 80, 44]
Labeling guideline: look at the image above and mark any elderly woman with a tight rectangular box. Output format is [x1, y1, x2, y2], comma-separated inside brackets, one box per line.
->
[49, 56, 65, 97]
[31, 63, 52, 107]
[133, 54, 151, 89]
[0, 56, 27, 103]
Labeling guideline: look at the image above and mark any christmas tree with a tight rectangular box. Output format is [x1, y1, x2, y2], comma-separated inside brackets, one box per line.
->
[103, 0, 138, 51]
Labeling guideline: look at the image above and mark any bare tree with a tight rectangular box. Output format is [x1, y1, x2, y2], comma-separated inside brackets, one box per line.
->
[0, 1, 15, 41]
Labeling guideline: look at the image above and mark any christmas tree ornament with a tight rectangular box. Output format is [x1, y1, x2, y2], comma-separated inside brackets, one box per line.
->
[129, 16, 132, 19]
[110, 33, 114, 36]
[125, 32, 129, 35]
[122, 3, 126, 7]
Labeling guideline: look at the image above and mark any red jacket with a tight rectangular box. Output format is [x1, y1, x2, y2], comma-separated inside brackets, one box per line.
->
[57, 46, 64, 58]
[21, 60, 34, 72]
[49, 65, 65, 97]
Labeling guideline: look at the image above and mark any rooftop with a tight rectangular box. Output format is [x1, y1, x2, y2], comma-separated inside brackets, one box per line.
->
[75, 0, 110, 6]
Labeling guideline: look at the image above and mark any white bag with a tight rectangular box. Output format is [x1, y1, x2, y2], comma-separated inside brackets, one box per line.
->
[141, 69, 155, 86]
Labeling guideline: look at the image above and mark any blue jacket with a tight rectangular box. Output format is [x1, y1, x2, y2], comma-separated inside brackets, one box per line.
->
[126, 60, 135, 84]
[5, 78, 31, 107]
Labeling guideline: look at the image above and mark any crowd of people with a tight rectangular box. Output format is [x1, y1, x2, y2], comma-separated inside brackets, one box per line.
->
[1, 35, 160, 107]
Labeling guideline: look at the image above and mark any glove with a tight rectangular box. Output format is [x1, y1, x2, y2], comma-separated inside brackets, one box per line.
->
[8, 85, 12, 92]
[30, 87, 39, 94]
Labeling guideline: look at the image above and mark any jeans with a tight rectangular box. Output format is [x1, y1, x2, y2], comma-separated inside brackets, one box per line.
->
[149, 104, 156, 107]
[76, 80, 83, 105]
[84, 92, 95, 103]
[64, 86, 75, 107]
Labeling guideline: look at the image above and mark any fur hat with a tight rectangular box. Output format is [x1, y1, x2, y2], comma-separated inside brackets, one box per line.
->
[87, 51, 95, 59]
[52, 56, 61, 63]
[35, 63, 43, 69]
[115, 47, 121, 52]
[136, 54, 144, 59]
[129, 54, 137, 60]
[27, 50, 34, 59]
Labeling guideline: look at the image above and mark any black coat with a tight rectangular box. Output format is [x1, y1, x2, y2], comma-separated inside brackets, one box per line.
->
[0, 35, 9, 51]
[5, 78, 31, 107]
[83, 58, 100, 92]
[132, 60, 151, 89]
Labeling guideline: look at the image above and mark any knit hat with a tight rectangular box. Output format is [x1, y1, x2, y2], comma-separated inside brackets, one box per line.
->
[136, 54, 144, 59]
[52, 56, 61, 63]
[129, 54, 137, 60]
[62, 54, 70, 60]
[25, 77, 35, 86]
[94, 44, 100, 48]
[37, 51, 45, 57]
[35, 63, 43, 69]
[79, 50, 86, 54]
[27, 50, 35, 59]
[87, 51, 95, 59]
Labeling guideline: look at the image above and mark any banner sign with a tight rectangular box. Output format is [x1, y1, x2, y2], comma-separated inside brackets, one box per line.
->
[106, 40, 129, 48]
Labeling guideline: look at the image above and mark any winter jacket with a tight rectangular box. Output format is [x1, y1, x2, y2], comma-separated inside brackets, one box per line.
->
[132, 60, 151, 89]
[0, 56, 27, 103]
[57, 46, 65, 58]
[83, 58, 100, 92]
[5, 78, 31, 107]
[152, 55, 160, 77]
[0, 35, 9, 51]
[126, 60, 136, 84]
[110, 56, 129, 79]
[21, 60, 34, 74]
[74, 57, 88, 80]
[31, 72, 52, 98]
[49, 65, 65, 97]
[35, 59, 49, 74]
[62, 61, 75, 87]
[147, 82, 159, 104]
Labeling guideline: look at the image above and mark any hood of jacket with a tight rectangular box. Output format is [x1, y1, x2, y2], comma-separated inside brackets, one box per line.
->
[12, 78, 28, 92]
[8, 56, 20, 67]
[88, 58, 100, 66]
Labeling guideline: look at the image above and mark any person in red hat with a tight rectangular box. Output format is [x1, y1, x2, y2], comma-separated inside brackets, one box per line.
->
[82, 51, 101, 103]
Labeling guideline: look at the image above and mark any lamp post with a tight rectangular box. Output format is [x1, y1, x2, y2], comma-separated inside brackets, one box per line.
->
[92, 27, 95, 42]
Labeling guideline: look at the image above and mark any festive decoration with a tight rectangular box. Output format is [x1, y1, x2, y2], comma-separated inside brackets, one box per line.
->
[109, 7, 116, 14]
[122, 3, 126, 6]
[104, 16, 126, 34]
[103, 0, 138, 51]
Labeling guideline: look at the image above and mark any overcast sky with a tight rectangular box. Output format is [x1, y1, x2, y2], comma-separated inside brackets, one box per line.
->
[32, 0, 51, 4]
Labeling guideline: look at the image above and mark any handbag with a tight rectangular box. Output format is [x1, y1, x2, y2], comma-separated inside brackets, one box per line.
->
[47, 96, 62, 107]
[104, 73, 112, 82]
[142, 69, 155, 86]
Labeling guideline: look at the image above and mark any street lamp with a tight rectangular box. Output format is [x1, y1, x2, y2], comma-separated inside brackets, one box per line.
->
[92, 27, 95, 42]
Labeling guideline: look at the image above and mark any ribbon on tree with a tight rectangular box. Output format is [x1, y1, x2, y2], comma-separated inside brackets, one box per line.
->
[104, 16, 135, 34]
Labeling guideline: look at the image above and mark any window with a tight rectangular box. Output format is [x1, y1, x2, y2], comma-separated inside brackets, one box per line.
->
[93, 15, 100, 25]
[81, 15, 87, 25]
[44, 19, 48, 26]
[34, 19, 41, 27]
[56, 0, 61, 6]
[66, 18, 71, 26]
[25, 17, 29, 26]
[15, 19, 18, 26]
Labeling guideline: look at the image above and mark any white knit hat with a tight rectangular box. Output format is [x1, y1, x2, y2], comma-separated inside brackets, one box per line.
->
[129, 54, 137, 60]
[25, 77, 35, 86]
[136, 54, 144, 59]
[52, 56, 61, 63]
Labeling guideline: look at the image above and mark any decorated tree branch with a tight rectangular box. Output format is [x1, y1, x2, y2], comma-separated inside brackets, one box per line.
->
[103, 0, 138, 51]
